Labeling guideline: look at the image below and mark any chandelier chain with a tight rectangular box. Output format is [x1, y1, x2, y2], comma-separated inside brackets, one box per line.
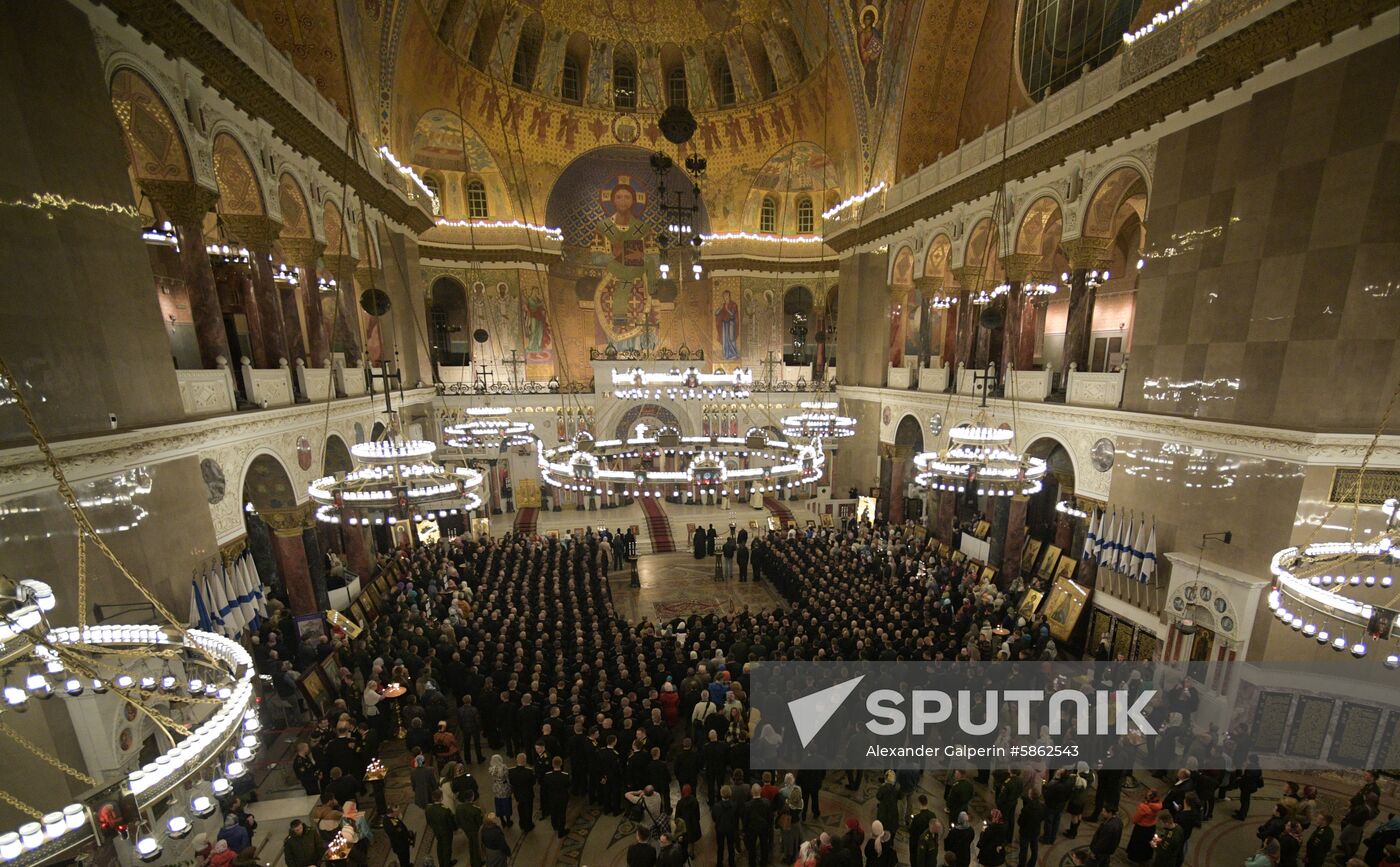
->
[0, 789, 42, 820]
[0, 721, 98, 787]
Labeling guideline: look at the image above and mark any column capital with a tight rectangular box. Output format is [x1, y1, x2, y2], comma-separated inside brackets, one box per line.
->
[999, 253, 1042, 283]
[223, 214, 283, 253]
[278, 237, 326, 271]
[260, 502, 315, 536]
[913, 275, 943, 299]
[320, 254, 360, 281]
[138, 179, 220, 226]
[887, 283, 910, 303]
[1061, 235, 1114, 271]
[949, 266, 983, 289]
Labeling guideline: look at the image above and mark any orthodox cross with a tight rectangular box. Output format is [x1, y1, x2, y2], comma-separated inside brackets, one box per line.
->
[473, 363, 494, 393]
[368, 360, 402, 415]
[503, 349, 525, 390]
[760, 350, 781, 387]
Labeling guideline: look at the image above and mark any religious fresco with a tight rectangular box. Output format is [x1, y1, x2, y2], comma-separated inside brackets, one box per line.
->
[109, 69, 190, 182]
[410, 109, 499, 172]
[520, 270, 554, 374]
[211, 134, 264, 215]
[543, 146, 710, 354]
[714, 287, 740, 361]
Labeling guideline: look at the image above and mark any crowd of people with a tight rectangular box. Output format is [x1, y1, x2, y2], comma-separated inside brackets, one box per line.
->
[237, 518, 1399, 867]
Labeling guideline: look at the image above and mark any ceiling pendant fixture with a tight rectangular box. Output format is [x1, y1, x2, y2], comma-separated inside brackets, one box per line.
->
[781, 400, 856, 441]
[308, 433, 483, 526]
[443, 406, 537, 452]
[610, 366, 753, 401]
[912, 368, 1046, 497]
[1269, 497, 1399, 663]
[537, 428, 823, 501]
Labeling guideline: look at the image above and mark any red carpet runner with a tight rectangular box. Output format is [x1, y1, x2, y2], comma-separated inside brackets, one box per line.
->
[763, 496, 795, 528]
[513, 507, 538, 536]
[638, 497, 676, 553]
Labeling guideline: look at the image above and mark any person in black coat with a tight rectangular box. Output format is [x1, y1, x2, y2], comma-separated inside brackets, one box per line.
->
[692, 526, 706, 559]
[674, 784, 702, 858]
[944, 813, 974, 867]
[1232, 756, 1264, 820]
[507, 754, 536, 833]
[705, 525, 717, 556]
[737, 542, 750, 583]
[382, 807, 415, 867]
[1089, 808, 1124, 861]
[702, 730, 729, 804]
[739, 783, 772, 867]
[712, 786, 740, 867]
[977, 810, 1011, 866]
[1019, 790, 1045, 867]
[541, 757, 571, 839]
[595, 735, 623, 815]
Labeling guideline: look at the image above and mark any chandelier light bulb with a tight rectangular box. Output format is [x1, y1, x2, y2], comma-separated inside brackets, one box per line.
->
[1351, 642, 1368, 658]
[135, 836, 161, 862]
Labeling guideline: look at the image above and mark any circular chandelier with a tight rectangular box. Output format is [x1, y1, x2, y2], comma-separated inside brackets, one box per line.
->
[610, 366, 752, 401]
[781, 401, 856, 441]
[913, 420, 1047, 496]
[537, 428, 823, 500]
[1, 579, 259, 866]
[308, 437, 484, 526]
[1268, 497, 1399, 664]
[443, 407, 536, 451]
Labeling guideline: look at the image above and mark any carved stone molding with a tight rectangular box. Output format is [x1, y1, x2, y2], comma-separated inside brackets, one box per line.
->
[321, 254, 360, 282]
[278, 237, 326, 271]
[259, 502, 316, 535]
[1061, 236, 1114, 270]
[913, 275, 943, 299]
[223, 214, 283, 253]
[138, 179, 220, 225]
[999, 253, 1042, 283]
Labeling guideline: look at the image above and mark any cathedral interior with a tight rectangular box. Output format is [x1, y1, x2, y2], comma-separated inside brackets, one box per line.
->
[0, 0, 1398, 865]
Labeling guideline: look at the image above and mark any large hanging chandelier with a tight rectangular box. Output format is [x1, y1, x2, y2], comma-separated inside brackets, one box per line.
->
[537, 428, 822, 500]
[781, 401, 856, 441]
[443, 407, 536, 451]
[0, 579, 259, 867]
[308, 436, 483, 526]
[912, 368, 1046, 497]
[1268, 497, 1399, 664]
[610, 366, 753, 401]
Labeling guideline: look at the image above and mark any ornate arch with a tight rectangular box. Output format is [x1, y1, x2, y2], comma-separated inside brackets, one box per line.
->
[108, 67, 192, 182]
[923, 233, 953, 280]
[211, 132, 266, 216]
[277, 172, 313, 239]
[1082, 164, 1149, 239]
[239, 450, 299, 512]
[323, 200, 348, 257]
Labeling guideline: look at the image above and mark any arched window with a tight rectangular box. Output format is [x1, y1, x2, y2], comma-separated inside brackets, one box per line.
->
[512, 15, 544, 89]
[759, 197, 777, 233]
[796, 197, 814, 233]
[667, 67, 688, 107]
[613, 59, 636, 109]
[423, 175, 442, 215]
[561, 55, 582, 102]
[466, 180, 488, 219]
[716, 58, 736, 107]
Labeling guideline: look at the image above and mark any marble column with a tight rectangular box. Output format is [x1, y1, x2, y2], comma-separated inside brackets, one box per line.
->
[357, 263, 396, 366]
[224, 215, 288, 367]
[263, 506, 317, 616]
[140, 179, 228, 369]
[1019, 271, 1052, 370]
[1054, 509, 1074, 552]
[321, 254, 363, 366]
[999, 254, 1039, 379]
[913, 275, 942, 368]
[215, 260, 267, 369]
[1060, 236, 1113, 374]
[280, 238, 330, 367]
[1002, 494, 1028, 586]
[886, 444, 911, 524]
[342, 524, 372, 577]
[937, 490, 956, 542]
[949, 267, 982, 372]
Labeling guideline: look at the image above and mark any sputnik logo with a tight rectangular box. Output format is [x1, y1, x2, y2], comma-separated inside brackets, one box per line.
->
[788, 675, 865, 747]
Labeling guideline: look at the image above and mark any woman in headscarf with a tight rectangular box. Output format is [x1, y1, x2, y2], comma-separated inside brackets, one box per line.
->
[793, 839, 819, 867]
[1125, 788, 1165, 863]
[674, 783, 702, 859]
[777, 787, 803, 862]
[864, 819, 896, 867]
[977, 809, 1010, 866]
[944, 811, 974, 867]
[488, 753, 514, 828]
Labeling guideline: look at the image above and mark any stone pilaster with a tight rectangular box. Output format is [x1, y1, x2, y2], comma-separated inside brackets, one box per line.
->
[141, 179, 229, 370]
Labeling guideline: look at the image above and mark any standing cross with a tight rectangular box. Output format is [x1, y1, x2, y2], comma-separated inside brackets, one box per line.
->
[760, 350, 781, 388]
[502, 349, 525, 391]
[473, 363, 495, 393]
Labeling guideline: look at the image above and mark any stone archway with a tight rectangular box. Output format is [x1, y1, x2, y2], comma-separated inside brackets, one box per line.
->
[240, 452, 324, 617]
